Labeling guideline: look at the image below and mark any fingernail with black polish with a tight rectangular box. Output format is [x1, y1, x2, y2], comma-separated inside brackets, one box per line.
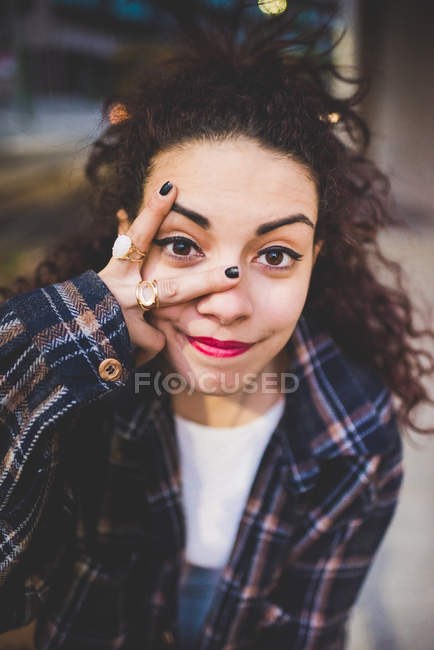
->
[159, 181, 173, 196]
[225, 266, 239, 279]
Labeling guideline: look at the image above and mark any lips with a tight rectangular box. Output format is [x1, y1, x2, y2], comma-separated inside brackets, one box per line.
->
[186, 336, 252, 349]
[183, 334, 253, 358]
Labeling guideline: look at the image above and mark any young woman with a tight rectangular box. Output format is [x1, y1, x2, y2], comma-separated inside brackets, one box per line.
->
[0, 4, 432, 649]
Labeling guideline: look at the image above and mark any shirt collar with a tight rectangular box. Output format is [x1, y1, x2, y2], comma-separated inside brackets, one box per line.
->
[113, 311, 399, 495]
[274, 311, 399, 493]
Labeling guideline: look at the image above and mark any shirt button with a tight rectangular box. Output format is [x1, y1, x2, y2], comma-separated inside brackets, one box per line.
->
[98, 358, 122, 381]
[161, 630, 174, 645]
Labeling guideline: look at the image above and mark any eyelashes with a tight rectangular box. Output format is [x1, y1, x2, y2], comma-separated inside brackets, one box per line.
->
[153, 236, 204, 258]
[256, 245, 303, 269]
[152, 235, 303, 271]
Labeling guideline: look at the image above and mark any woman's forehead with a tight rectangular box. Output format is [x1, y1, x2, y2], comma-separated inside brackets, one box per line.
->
[146, 137, 318, 225]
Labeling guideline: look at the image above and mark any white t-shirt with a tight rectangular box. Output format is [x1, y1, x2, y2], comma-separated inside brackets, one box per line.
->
[174, 397, 286, 569]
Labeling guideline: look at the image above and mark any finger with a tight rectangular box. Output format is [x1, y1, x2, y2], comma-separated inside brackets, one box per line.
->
[129, 313, 166, 359]
[143, 265, 241, 307]
[126, 181, 177, 253]
[107, 182, 176, 278]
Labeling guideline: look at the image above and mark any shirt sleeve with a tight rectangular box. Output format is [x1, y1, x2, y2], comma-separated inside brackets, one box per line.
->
[0, 270, 134, 632]
[257, 437, 403, 649]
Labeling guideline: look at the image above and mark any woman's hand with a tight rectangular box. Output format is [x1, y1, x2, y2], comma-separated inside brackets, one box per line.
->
[97, 181, 241, 367]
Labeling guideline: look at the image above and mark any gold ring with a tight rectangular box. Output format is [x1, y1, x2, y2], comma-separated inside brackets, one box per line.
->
[112, 234, 147, 262]
[136, 279, 160, 311]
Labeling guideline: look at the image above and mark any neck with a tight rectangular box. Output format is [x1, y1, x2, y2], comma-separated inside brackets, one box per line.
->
[171, 390, 285, 428]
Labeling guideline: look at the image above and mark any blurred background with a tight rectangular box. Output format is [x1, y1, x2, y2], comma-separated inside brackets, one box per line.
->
[0, 1, 432, 648]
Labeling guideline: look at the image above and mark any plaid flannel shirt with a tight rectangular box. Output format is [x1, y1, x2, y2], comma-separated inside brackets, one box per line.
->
[0, 270, 403, 649]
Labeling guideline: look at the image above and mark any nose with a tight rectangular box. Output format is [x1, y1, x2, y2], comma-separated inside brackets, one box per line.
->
[195, 279, 253, 326]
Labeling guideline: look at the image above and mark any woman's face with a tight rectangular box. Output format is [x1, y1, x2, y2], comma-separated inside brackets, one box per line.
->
[140, 137, 321, 396]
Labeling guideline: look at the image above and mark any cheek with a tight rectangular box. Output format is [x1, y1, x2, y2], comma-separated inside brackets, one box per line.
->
[146, 305, 184, 332]
[253, 278, 310, 330]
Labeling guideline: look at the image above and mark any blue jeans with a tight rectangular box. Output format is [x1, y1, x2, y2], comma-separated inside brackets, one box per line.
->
[178, 563, 223, 650]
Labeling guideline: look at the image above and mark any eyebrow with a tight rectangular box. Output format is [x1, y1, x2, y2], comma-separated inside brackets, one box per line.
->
[171, 202, 315, 235]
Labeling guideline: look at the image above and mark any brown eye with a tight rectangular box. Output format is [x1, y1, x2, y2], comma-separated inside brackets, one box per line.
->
[153, 236, 204, 261]
[256, 245, 303, 271]
[265, 250, 284, 265]
[172, 240, 192, 255]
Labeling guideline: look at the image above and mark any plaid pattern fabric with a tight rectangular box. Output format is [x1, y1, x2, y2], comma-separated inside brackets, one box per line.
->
[0, 270, 403, 649]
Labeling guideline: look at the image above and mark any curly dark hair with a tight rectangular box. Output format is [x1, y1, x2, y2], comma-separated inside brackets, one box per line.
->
[2, 1, 432, 434]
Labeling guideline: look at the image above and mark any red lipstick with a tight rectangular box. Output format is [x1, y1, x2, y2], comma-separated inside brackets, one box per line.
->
[185, 335, 253, 358]
[188, 336, 251, 349]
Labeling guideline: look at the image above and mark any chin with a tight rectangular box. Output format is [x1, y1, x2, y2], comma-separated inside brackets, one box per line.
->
[160, 349, 253, 396]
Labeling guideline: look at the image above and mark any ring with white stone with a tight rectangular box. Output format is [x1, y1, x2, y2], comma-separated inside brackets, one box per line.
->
[112, 234, 147, 262]
[136, 279, 160, 311]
